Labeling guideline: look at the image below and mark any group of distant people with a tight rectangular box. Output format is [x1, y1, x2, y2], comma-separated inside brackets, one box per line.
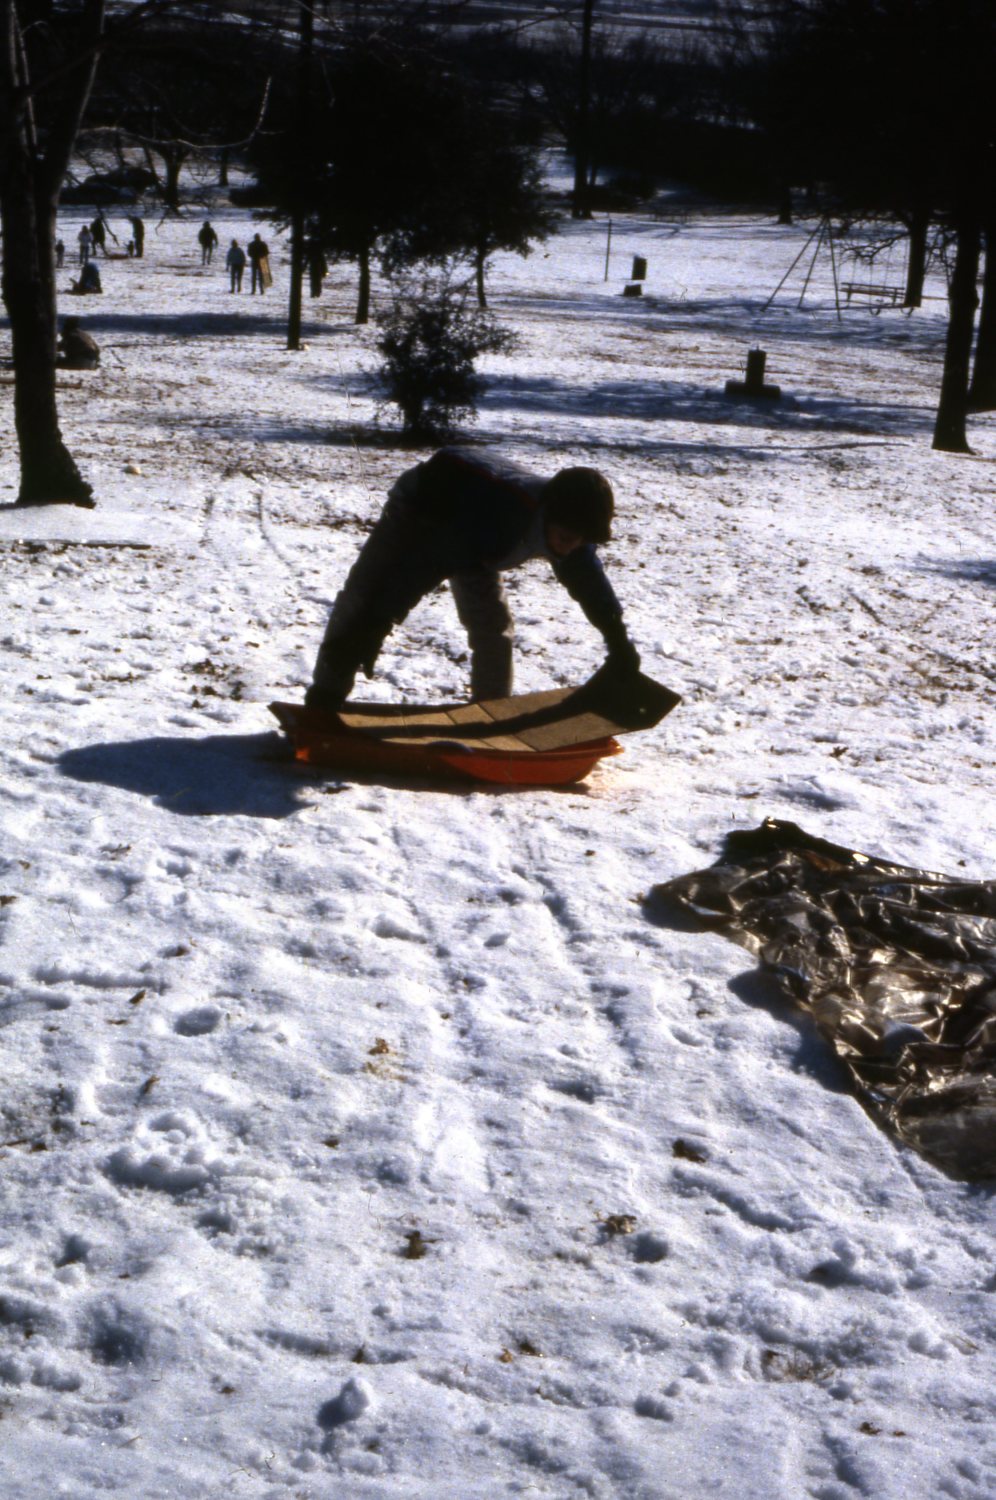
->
[61, 214, 145, 267]
[212, 222, 325, 296]
[60, 215, 282, 295]
[59, 214, 330, 299]
[224, 231, 270, 294]
[55, 211, 329, 371]
[197, 220, 281, 294]
[57, 213, 147, 295]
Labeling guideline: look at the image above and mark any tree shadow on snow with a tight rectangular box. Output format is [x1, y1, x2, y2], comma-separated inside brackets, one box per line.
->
[920, 557, 996, 590]
[481, 373, 933, 442]
[55, 309, 329, 341]
[131, 406, 408, 451]
[58, 730, 310, 818]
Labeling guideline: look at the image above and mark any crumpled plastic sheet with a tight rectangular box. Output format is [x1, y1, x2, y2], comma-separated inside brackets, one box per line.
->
[647, 819, 996, 1181]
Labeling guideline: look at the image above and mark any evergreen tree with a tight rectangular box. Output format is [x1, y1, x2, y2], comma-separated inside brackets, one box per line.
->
[252, 32, 555, 323]
[377, 271, 515, 444]
[253, 34, 472, 325]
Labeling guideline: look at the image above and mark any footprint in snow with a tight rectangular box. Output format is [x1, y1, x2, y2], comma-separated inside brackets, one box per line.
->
[318, 1377, 374, 1450]
[173, 1004, 223, 1036]
[549, 1076, 602, 1104]
[86, 1299, 153, 1367]
[372, 914, 425, 943]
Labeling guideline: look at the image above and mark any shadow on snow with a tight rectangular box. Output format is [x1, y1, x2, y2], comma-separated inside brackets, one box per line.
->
[58, 730, 310, 818]
[641, 890, 853, 1100]
[48, 309, 331, 341]
[142, 367, 929, 456]
[920, 557, 996, 589]
[56, 728, 576, 807]
[480, 373, 933, 439]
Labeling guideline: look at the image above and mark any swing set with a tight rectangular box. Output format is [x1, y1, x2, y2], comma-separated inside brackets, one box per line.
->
[764, 216, 913, 317]
[840, 230, 908, 309]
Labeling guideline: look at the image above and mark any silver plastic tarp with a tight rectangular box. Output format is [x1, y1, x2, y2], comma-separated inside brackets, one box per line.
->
[647, 819, 996, 1181]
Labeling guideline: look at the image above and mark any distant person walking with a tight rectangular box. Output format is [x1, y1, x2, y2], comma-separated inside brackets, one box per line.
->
[226, 238, 246, 293]
[129, 215, 145, 258]
[198, 220, 219, 265]
[248, 233, 270, 294]
[55, 239, 65, 268]
[77, 225, 92, 264]
[90, 217, 107, 256]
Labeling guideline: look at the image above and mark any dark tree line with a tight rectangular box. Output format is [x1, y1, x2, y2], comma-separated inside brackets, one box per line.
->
[5, 0, 995, 509]
[82, 9, 275, 213]
[720, 0, 996, 452]
[249, 22, 554, 325]
[501, 0, 996, 454]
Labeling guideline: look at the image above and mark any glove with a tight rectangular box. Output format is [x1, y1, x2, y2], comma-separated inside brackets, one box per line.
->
[601, 617, 641, 677]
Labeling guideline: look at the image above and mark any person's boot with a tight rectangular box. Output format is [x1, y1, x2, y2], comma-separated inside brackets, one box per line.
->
[304, 619, 391, 713]
[304, 640, 356, 714]
[303, 683, 347, 714]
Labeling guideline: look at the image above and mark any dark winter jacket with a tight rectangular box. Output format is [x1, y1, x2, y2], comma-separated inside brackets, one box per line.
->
[395, 448, 624, 634]
[58, 325, 100, 369]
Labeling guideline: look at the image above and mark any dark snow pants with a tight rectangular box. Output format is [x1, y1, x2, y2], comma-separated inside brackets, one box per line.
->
[311, 490, 515, 703]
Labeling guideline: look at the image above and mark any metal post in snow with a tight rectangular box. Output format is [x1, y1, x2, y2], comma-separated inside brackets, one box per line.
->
[826, 217, 842, 320]
[798, 219, 825, 308]
[763, 219, 823, 310]
[604, 218, 612, 281]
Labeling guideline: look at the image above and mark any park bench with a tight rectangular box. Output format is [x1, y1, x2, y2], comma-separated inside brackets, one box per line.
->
[841, 280, 906, 306]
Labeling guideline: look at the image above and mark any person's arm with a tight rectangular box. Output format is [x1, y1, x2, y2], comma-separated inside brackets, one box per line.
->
[552, 547, 640, 673]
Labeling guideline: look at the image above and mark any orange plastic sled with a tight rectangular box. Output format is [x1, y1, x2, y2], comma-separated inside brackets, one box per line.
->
[270, 670, 680, 788]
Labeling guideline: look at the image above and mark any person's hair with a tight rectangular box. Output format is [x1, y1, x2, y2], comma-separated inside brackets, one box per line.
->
[543, 467, 614, 543]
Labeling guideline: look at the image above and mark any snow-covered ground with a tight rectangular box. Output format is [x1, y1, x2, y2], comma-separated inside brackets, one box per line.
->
[1, 199, 994, 1500]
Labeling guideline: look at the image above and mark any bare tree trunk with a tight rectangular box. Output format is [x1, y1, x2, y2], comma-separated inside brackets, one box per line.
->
[932, 216, 980, 454]
[968, 219, 996, 410]
[139, 139, 186, 215]
[162, 144, 185, 212]
[571, 0, 594, 220]
[1, 158, 91, 505]
[474, 245, 487, 310]
[903, 204, 929, 309]
[287, 0, 313, 352]
[356, 242, 371, 324]
[288, 217, 304, 347]
[776, 181, 792, 225]
[0, 0, 106, 507]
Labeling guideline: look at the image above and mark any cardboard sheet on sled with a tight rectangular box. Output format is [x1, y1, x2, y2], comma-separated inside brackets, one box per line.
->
[270, 671, 680, 786]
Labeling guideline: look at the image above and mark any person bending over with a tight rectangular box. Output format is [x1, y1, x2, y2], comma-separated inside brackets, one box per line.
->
[305, 447, 639, 712]
[57, 317, 100, 369]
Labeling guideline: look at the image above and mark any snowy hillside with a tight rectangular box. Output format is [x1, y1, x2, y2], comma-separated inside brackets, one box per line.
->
[0, 201, 993, 1500]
